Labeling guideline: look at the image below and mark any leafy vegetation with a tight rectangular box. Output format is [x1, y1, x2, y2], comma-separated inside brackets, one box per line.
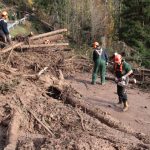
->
[118, 0, 150, 68]
[10, 21, 32, 37]
[2, 0, 150, 68]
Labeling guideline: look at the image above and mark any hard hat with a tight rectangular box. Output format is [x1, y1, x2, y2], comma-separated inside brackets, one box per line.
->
[93, 42, 99, 48]
[114, 53, 122, 63]
[2, 11, 8, 16]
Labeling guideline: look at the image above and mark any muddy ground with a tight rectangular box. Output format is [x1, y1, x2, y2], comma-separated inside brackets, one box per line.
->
[0, 41, 150, 150]
[67, 72, 150, 136]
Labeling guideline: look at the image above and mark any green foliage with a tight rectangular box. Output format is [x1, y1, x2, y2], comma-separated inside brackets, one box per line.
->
[10, 21, 39, 37]
[119, 0, 150, 68]
[33, 0, 92, 45]
[10, 25, 29, 37]
[0, 2, 5, 9]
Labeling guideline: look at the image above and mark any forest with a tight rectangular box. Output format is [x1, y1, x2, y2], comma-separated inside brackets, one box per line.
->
[0, 1, 150, 150]
[3, 0, 149, 68]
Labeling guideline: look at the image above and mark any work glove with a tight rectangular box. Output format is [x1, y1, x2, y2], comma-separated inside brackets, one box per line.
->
[133, 78, 136, 84]
[121, 76, 126, 81]
[115, 77, 118, 83]
[118, 80, 126, 87]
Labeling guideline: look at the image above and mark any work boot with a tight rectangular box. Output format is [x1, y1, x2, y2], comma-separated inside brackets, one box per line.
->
[91, 81, 96, 85]
[123, 101, 129, 112]
[101, 82, 106, 85]
[115, 101, 122, 107]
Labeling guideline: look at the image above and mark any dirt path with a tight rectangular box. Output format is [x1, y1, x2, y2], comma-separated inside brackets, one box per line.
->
[67, 72, 150, 136]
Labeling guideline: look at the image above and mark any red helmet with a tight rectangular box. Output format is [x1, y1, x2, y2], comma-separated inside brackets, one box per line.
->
[114, 53, 122, 63]
[93, 41, 99, 48]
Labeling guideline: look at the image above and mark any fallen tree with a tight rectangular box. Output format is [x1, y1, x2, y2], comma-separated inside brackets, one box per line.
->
[0, 42, 24, 54]
[0, 28, 68, 54]
[38, 72, 150, 145]
[4, 109, 22, 150]
[32, 34, 64, 45]
[20, 43, 69, 49]
[29, 28, 67, 40]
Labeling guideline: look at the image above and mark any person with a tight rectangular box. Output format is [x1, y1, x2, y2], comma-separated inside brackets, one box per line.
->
[91, 41, 108, 85]
[0, 11, 11, 44]
[113, 53, 133, 112]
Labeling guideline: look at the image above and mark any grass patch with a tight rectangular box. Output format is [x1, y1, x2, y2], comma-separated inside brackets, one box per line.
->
[10, 21, 38, 38]
[10, 25, 29, 37]
[9, 18, 50, 38]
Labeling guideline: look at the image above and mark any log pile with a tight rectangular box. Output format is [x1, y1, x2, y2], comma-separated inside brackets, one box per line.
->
[0, 28, 68, 54]
[133, 68, 150, 83]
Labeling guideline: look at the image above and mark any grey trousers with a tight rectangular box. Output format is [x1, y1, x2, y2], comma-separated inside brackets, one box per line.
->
[0, 30, 11, 43]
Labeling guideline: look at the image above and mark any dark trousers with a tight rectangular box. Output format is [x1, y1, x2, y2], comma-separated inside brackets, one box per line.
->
[117, 85, 127, 103]
[0, 30, 11, 43]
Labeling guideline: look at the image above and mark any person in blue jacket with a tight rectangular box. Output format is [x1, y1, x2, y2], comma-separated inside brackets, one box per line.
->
[0, 11, 11, 44]
[91, 41, 108, 85]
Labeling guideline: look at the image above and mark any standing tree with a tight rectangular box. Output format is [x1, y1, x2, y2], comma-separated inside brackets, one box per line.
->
[119, 0, 150, 68]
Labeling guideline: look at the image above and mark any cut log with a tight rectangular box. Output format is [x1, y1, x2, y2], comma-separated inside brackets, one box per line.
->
[0, 42, 23, 54]
[32, 34, 64, 44]
[20, 43, 69, 49]
[63, 92, 135, 134]
[4, 109, 22, 150]
[40, 20, 54, 30]
[29, 28, 67, 40]
[134, 73, 150, 77]
[133, 68, 150, 74]
[0, 29, 67, 54]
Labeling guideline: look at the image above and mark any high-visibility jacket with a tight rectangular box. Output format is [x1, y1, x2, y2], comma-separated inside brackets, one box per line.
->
[114, 61, 132, 78]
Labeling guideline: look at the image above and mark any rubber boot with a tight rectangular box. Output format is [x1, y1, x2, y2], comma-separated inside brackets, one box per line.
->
[91, 81, 96, 85]
[116, 97, 122, 106]
[123, 101, 129, 112]
[116, 102, 122, 107]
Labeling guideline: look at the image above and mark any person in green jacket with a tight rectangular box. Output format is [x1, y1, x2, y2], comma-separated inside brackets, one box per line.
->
[113, 53, 133, 112]
[91, 41, 108, 85]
